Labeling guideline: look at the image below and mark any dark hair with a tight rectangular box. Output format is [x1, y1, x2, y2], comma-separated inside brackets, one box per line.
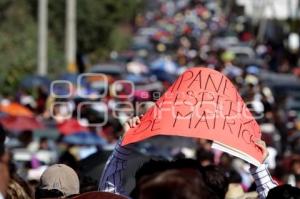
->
[0, 142, 4, 158]
[35, 188, 64, 199]
[267, 184, 300, 199]
[137, 169, 217, 199]
[135, 159, 201, 183]
[0, 124, 6, 157]
[202, 165, 229, 199]
[227, 169, 242, 183]
[132, 159, 226, 199]
[80, 176, 98, 193]
[135, 160, 173, 182]
[40, 137, 48, 143]
[132, 159, 203, 198]
[18, 130, 33, 147]
[196, 150, 214, 165]
[58, 150, 78, 171]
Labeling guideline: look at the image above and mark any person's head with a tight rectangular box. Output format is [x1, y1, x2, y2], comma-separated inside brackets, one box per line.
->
[227, 169, 242, 184]
[291, 159, 300, 175]
[267, 184, 300, 199]
[39, 137, 49, 150]
[135, 159, 201, 184]
[132, 158, 222, 199]
[202, 165, 229, 199]
[197, 139, 212, 151]
[18, 130, 33, 147]
[219, 153, 233, 170]
[58, 149, 78, 171]
[196, 150, 214, 166]
[36, 164, 80, 199]
[132, 159, 207, 198]
[136, 169, 217, 199]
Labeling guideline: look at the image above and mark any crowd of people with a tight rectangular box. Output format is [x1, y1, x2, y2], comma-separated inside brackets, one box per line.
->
[0, 0, 300, 198]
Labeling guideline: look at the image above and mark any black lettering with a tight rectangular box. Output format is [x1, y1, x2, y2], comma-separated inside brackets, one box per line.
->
[229, 103, 244, 120]
[134, 120, 152, 134]
[194, 111, 210, 129]
[204, 74, 224, 93]
[222, 116, 235, 134]
[212, 112, 217, 129]
[188, 70, 202, 89]
[237, 123, 243, 138]
[173, 111, 193, 128]
[241, 129, 251, 144]
[199, 92, 215, 108]
[151, 118, 161, 131]
[172, 71, 194, 92]
[222, 79, 231, 95]
[173, 93, 181, 106]
[215, 95, 223, 113]
[226, 101, 233, 116]
[184, 90, 198, 106]
[155, 95, 167, 109]
[243, 119, 255, 126]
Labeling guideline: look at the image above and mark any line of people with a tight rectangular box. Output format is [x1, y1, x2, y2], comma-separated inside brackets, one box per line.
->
[2, 116, 300, 198]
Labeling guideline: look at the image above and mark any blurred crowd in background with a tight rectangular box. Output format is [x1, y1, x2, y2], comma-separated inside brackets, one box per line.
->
[0, 0, 300, 198]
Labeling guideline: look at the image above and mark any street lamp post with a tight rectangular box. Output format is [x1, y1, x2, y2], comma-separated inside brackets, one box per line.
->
[65, 0, 77, 73]
[37, 0, 48, 76]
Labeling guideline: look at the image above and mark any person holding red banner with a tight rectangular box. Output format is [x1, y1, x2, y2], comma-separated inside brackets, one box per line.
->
[99, 116, 278, 199]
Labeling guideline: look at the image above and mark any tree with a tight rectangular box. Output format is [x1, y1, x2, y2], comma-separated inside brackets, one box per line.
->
[0, 0, 142, 95]
[0, 0, 64, 94]
[29, 0, 142, 61]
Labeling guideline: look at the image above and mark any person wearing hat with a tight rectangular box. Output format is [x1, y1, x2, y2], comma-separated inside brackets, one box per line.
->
[35, 164, 80, 198]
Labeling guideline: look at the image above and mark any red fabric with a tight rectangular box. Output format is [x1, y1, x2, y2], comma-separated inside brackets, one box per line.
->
[0, 115, 44, 132]
[122, 67, 263, 165]
[57, 118, 89, 135]
[0, 103, 34, 117]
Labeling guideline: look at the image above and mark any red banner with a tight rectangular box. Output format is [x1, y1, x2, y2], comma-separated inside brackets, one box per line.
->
[122, 67, 263, 165]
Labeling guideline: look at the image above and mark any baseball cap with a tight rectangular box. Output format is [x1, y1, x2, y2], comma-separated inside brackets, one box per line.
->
[39, 164, 79, 197]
